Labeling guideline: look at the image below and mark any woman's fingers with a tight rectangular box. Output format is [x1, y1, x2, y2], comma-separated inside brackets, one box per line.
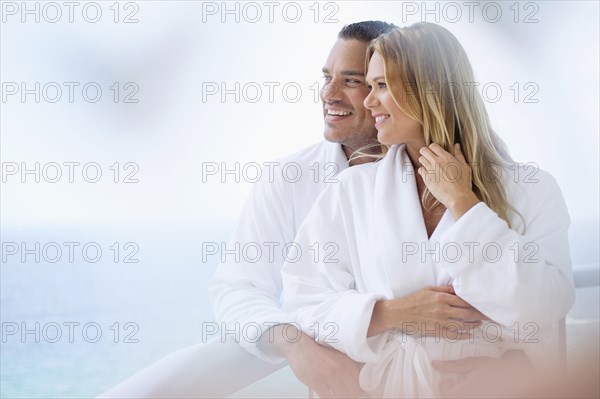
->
[426, 290, 487, 323]
[440, 326, 473, 340]
[437, 291, 479, 311]
[447, 304, 487, 322]
[427, 142, 446, 157]
[419, 145, 438, 161]
[417, 142, 475, 212]
[426, 285, 455, 294]
[418, 155, 433, 169]
[462, 308, 489, 321]
[436, 292, 466, 306]
[400, 287, 490, 339]
[454, 143, 467, 164]
[432, 289, 483, 311]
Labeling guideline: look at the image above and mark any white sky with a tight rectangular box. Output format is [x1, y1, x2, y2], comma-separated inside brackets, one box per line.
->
[1, 1, 598, 226]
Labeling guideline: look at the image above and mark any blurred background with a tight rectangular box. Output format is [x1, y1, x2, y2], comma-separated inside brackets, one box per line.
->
[1, 1, 598, 397]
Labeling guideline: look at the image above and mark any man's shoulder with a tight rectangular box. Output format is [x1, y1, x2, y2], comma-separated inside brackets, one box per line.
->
[274, 140, 338, 165]
[258, 140, 347, 190]
[250, 140, 341, 197]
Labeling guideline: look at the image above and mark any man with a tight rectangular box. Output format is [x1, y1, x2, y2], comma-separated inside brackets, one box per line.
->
[99, 21, 397, 398]
[208, 21, 397, 399]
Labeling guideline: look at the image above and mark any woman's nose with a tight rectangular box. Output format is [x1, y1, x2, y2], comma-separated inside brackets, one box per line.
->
[364, 90, 376, 109]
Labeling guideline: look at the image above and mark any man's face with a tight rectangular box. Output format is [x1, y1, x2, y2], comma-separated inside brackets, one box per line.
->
[321, 39, 378, 152]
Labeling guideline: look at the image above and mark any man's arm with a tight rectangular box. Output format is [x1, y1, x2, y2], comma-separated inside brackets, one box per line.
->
[208, 173, 296, 362]
[258, 323, 364, 398]
[209, 162, 364, 397]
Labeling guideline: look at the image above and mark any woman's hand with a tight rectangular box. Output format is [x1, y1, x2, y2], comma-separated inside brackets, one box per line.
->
[368, 285, 487, 339]
[417, 143, 480, 220]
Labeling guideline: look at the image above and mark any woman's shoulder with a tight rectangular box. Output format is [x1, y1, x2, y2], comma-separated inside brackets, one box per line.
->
[310, 161, 380, 214]
[334, 160, 380, 191]
[497, 162, 569, 231]
[500, 162, 561, 197]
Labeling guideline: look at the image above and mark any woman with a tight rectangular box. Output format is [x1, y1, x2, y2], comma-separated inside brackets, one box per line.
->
[281, 23, 574, 398]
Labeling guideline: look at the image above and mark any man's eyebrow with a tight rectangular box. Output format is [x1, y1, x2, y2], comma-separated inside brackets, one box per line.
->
[321, 67, 365, 77]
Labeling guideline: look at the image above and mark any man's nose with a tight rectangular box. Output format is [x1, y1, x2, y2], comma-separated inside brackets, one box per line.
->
[321, 80, 342, 103]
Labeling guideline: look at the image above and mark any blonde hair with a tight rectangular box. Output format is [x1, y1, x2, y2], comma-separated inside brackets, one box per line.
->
[362, 23, 518, 227]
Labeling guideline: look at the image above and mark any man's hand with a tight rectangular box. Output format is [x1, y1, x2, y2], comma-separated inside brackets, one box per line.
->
[261, 324, 365, 398]
[431, 350, 533, 398]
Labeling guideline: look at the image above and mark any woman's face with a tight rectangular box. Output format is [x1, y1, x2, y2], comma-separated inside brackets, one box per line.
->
[364, 51, 423, 146]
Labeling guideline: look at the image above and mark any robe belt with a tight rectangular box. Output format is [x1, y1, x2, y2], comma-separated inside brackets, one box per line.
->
[358, 326, 507, 398]
[359, 333, 435, 398]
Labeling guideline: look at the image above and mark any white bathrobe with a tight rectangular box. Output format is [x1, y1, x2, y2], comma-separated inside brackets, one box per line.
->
[282, 144, 575, 397]
[209, 140, 349, 362]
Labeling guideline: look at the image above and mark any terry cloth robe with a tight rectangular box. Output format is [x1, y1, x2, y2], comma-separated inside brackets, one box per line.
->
[209, 140, 349, 363]
[282, 144, 575, 397]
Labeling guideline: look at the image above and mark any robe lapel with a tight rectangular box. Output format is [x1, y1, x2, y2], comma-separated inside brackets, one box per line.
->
[372, 145, 442, 297]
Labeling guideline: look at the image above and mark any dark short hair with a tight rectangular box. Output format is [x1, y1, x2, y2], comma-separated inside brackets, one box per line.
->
[338, 21, 398, 42]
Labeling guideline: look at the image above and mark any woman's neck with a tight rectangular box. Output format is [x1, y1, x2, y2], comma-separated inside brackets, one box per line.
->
[404, 141, 427, 177]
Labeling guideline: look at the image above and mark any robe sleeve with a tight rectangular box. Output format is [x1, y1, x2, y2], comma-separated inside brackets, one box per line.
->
[282, 182, 385, 364]
[438, 168, 575, 333]
[208, 172, 296, 364]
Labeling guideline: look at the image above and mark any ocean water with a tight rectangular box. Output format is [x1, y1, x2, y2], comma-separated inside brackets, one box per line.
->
[1, 221, 598, 398]
[1, 223, 231, 398]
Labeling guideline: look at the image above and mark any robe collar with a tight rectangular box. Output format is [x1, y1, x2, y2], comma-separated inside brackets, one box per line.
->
[372, 144, 453, 298]
[325, 141, 351, 173]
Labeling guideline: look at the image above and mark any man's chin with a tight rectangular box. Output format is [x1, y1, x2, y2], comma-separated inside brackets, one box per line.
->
[323, 127, 351, 144]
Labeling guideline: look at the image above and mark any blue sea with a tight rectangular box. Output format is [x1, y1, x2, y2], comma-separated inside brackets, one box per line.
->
[1, 221, 598, 398]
